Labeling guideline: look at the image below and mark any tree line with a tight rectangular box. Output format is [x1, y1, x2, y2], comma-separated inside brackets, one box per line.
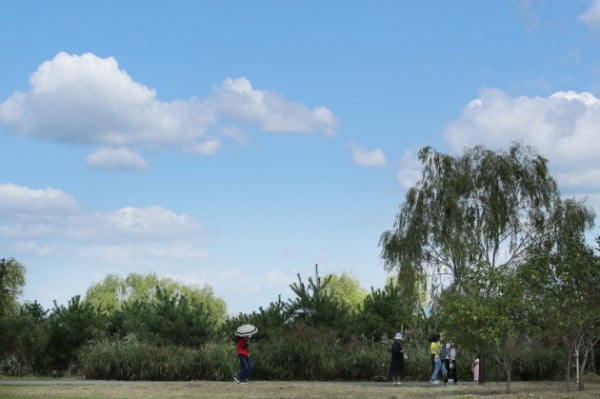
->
[0, 143, 598, 392]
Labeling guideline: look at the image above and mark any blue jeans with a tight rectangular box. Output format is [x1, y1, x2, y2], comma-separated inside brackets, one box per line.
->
[431, 357, 446, 381]
[237, 355, 252, 381]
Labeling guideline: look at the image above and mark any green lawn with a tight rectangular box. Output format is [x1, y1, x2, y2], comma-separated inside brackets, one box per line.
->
[0, 380, 599, 399]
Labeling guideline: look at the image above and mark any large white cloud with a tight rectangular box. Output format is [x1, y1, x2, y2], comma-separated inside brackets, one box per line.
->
[0, 52, 337, 170]
[444, 88, 600, 189]
[0, 52, 214, 147]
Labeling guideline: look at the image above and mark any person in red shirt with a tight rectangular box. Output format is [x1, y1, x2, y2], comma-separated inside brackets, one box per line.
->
[233, 335, 251, 384]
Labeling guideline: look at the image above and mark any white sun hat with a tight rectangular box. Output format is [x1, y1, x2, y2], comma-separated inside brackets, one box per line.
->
[393, 332, 403, 340]
[236, 324, 258, 337]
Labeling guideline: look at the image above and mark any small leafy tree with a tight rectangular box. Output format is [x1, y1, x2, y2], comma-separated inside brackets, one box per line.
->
[438, 262, 538, 393]
[522, 202, 598, 391]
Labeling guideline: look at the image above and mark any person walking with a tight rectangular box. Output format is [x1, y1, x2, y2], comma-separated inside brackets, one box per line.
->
[389, 332, 405, 385]
[429, 333, 446, 384]
[234, 335, 252, 384]
[445, 341, 458, 384]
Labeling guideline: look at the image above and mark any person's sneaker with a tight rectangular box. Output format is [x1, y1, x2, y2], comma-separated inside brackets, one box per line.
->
[431, 380, 440, 385]
[240, 380, 249, 385]
[233, 376, 240, 384]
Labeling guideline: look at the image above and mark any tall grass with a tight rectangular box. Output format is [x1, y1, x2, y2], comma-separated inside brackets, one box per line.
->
[76, 331, 571, 382]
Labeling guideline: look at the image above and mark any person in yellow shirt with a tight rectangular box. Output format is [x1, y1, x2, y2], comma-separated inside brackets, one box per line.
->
[429, 333, 446, 384]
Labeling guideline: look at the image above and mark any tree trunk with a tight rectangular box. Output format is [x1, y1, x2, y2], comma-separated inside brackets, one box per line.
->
[591, 347, 596, 374]
[478, 342, 486, 384]
[504, 360, 512, 394]
[578, 346, 591, 391]
[565, 349, 571, 392]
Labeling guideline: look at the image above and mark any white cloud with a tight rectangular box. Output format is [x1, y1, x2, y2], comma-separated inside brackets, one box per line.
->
[580, 0, 600, 26]
[0, 183, 79, 219]
[348, 141, 386, 167]
[444, 88, 600, 189]
[86, 147, 149, 171]
[0, 183, 208, 266]
[215, 77, 337, 136]
[0, 52, 215, 147]
[0, 53, 337, 170]
[68, 206, 199, 243]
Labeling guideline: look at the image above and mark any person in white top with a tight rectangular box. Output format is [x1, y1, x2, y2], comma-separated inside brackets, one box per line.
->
[444, 342, 458, 384]
[471, 354, 480, 383]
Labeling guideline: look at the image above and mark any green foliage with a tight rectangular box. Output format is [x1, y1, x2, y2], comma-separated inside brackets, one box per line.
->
[437, 262, 540, 392]
[44, 295, 106, 373]
[0, 258, 26, 317]
[322, 272, 367, 314]
[380, 143, 560, 298]
[85, 273, 227, 323]
[109, 286, 218, 346]
[521, 211, 599, 390]
[0, 301, 48, 376]
[285, 264, 351, 328]
[224, 296, 288, 341]
[351, 278, 420, 341]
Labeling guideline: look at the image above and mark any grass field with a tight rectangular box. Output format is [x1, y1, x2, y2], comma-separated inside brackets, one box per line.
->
[0, 380, 599, 399]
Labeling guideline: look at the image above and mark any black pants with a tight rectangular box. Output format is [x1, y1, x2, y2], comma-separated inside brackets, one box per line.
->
[444, 359, 457, 382]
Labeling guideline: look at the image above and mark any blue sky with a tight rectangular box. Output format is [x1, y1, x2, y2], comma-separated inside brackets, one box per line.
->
[1, 1, 599, 315]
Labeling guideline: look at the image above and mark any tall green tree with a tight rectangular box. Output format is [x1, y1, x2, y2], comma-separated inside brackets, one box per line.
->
[379, 143, 579, 382]
[0, 258, 26, 317]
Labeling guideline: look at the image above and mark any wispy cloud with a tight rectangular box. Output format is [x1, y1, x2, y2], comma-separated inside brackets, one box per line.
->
[580, 0, 600, 26]
[215, 77, 337, 136]
[86, 147, 149, 171]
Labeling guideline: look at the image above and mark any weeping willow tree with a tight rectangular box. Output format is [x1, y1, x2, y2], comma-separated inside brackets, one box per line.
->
[379, 143, 564, 382]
